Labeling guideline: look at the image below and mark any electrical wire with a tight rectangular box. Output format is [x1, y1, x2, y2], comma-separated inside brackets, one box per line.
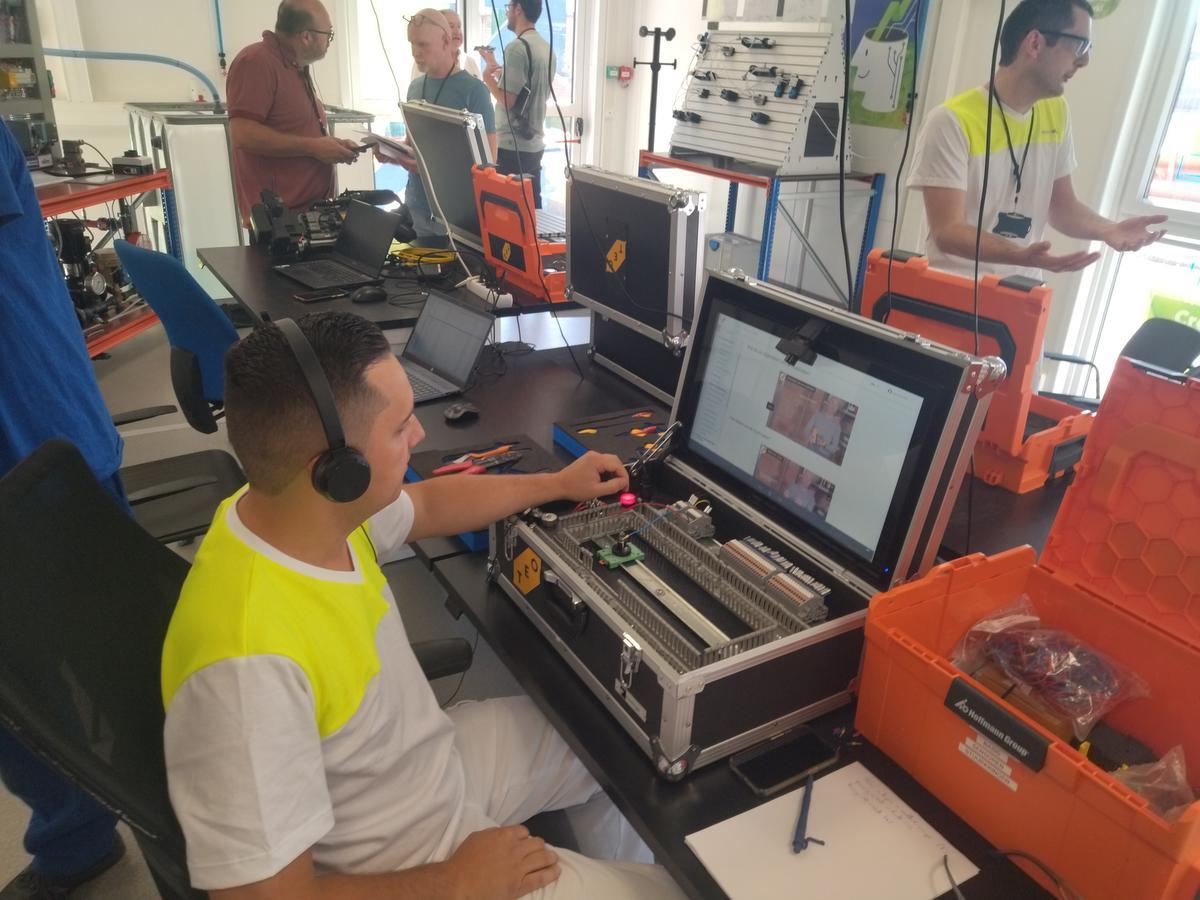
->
[992, 849, 1079, 900]
[942, 855, 967, 900]
[81, 140, 111, 167]
[439, 627, 481, 709]
[964, 0, 1009, 556]
[369, 0, 402, 105]
[885, 0, 924, 315]
[839, 0, 854, 305]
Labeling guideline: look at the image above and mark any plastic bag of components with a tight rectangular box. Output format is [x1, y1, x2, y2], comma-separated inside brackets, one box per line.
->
[951, 595, 1149, 740]
[1111, 745, 1197, 821]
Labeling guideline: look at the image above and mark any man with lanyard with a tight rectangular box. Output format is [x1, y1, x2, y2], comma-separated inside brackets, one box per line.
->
[482, 0, 555, 208]
[398, 8, 495, 245]
[0, 124, 127, 899]
[226, 0, 360, 223]
[908, 0, 1166, 280]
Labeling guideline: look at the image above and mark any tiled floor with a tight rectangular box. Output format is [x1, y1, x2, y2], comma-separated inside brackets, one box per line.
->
[1, 308, 588, 896]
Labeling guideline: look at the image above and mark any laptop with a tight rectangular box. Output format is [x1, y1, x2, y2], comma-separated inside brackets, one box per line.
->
[398, 291, 494, 403]
[274, 200, 399, 290]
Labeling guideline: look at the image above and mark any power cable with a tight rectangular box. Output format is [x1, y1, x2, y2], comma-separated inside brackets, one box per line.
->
[964, 0, 1009, 555]
[885, 0, 924, 313]
[839, 0, 854, 305]
[369, 0, 402, 104]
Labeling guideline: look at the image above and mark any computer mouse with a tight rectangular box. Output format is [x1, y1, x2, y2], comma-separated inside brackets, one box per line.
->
[350, 285, 388, 304]
[443, 402, 480, 423]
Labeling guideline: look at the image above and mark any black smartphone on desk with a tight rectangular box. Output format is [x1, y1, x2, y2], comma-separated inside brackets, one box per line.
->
[294, 288, 348, 303]
[729, 727, 838, 797]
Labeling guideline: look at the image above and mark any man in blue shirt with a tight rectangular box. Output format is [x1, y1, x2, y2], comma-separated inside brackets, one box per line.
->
[0, 124, 127, 898]
[399, 8, 496, 243]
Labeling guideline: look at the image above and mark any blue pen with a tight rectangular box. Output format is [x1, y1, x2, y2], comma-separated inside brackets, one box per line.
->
[791, 774, 825, 853]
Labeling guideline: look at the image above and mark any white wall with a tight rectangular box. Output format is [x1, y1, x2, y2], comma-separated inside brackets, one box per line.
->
[38, 0, 350, 162]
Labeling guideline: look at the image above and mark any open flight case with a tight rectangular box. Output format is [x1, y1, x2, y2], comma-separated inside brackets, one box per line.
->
[489, 271, 1006, 779]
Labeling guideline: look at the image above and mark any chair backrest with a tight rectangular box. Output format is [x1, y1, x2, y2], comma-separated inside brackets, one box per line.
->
[1120, 317, 1200, 373]
[0, 440, 199, 898]
[114, 240, 238, 406]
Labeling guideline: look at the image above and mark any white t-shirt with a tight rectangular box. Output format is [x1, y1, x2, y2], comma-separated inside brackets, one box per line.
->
[907, 86, 1077, 280]
[162, 489, 471, 890]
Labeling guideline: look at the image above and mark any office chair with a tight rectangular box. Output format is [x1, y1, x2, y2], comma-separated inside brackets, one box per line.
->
[111, 240, 246, 542]
[1042, 318, 1200, 411]
[0, 440, 472, 898]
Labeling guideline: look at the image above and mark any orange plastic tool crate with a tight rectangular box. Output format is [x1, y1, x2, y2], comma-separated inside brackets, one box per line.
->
[471, 165, 567, 304]
[860, 249, 1094, 494]
[856, 357, 1200, 900]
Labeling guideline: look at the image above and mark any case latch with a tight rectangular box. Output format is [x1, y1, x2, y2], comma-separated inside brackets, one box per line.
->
[963, 356, 1007, 397]
[616, 633, 643, 695]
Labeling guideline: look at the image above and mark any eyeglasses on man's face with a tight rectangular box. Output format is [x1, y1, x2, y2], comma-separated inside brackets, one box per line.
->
[1041, 30, 1092, 58]
[307, 28, 335, 44]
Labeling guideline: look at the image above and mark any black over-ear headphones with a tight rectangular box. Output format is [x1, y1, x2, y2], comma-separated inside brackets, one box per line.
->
[276, 318, 372, 503]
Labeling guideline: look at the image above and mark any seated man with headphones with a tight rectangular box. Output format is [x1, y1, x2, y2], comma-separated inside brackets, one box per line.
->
[160, 312, 685, 900]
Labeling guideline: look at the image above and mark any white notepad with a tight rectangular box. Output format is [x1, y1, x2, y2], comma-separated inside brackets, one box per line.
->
[685, 762, 979, 900]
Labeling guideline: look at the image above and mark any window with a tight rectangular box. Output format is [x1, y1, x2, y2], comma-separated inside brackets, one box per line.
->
[1058, 3, 1200, 392]
[1145, 26, 1200, 213]
[350, 1, 461, 201]
[473, 0, 579, 211]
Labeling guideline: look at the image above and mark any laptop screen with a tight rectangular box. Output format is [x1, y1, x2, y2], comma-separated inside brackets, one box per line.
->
[402, 292, 493, 385]
[334, 201, 400, 274]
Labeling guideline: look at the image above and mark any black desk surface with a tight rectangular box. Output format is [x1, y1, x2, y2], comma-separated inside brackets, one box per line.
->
[198, 245, 427, 329]
[433, 552, 1049, 900]
[405, 347, 1067, 898]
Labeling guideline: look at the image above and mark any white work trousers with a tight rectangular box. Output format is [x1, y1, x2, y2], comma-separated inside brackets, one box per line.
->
[448, 696, 687, 900]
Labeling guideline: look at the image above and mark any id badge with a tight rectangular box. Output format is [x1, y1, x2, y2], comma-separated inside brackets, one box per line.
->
[993, 211, 1032, 239]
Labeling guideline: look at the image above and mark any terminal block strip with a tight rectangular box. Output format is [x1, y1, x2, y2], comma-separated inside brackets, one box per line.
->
[525, 502, 829, 675]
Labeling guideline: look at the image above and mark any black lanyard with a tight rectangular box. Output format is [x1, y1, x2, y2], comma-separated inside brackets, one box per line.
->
[991, 85, 1035, 204]
[421, 64, 457, 106]
[300, 66, 327, 135]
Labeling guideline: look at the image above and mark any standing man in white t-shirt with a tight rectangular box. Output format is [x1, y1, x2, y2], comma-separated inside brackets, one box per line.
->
[907, 0, 1165, 280]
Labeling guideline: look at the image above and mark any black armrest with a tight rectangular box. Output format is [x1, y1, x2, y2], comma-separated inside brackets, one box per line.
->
[112, 405, 177, 427]
[412, 638, 473, 680]
[1042, 351, 1091, 366]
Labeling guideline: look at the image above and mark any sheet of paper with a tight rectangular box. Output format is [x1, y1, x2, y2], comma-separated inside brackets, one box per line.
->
[355, 130, 413, 162]
[685, 762, 979, 900]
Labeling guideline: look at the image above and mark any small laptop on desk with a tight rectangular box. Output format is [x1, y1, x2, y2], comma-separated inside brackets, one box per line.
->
[397, 291, 494, 403]
[273, 200, 399, 290]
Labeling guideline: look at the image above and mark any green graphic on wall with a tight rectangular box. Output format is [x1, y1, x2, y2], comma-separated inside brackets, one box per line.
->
[849, 0, 931, 130]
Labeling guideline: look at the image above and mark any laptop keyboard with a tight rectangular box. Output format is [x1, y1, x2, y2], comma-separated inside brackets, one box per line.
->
[406, 366, 454, 402]
[295, 259, 363, 288]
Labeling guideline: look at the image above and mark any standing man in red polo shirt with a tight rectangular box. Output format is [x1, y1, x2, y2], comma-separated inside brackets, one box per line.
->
[227, 0, 359, 222]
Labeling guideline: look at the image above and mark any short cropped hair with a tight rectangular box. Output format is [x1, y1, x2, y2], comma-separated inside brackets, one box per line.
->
[223, 312, 391, 494]
[1000, 0, 1094, 65]
[275, 1, 316, 36]
[516, 0, 543, 25]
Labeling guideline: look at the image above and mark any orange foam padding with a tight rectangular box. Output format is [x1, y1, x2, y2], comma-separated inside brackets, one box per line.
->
[471, 165, 567, 303]
[860, 249, 1094, 493]
[856, 358, 1200, 900]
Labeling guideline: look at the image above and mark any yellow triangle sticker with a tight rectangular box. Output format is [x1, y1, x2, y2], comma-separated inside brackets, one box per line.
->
[606, 239, 627, 273]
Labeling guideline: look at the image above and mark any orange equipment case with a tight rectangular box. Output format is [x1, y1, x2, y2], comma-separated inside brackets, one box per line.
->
[855, 357, 1200, 900]
[471, 164, 567, 304]
[860, 249, 1094, 494]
